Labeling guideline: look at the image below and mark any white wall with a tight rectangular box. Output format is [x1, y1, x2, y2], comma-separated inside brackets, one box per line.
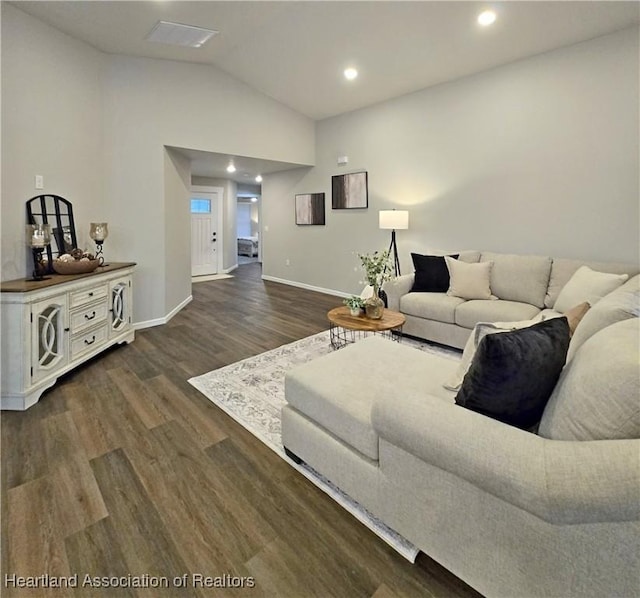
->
[103, 55, 314, 322]
[1, 3, 105, 280]
[164, 148, 192, 318]
[2, 5, 316, 325]
[263, 27, 640, 296]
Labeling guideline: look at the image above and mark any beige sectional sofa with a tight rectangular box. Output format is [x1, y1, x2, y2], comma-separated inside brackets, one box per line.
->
[385, 250, 638, 348]
[283, 262, 640, 597]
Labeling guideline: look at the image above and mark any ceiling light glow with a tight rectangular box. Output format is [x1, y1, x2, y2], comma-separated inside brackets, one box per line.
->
[344, 67, 358, 81]
[255, 174, 263, 183]
[477, 10, 497, 26]
[251, 197, 258, 203]
[226, 163, 236, 173]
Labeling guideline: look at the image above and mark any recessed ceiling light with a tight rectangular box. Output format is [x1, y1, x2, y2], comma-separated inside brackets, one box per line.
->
[344, 67, 358, 81]
[226, 162, 236, 173]
[146, 21, 219, 48]
[477, 10, 497, 26]
[255, 174, 263, 183]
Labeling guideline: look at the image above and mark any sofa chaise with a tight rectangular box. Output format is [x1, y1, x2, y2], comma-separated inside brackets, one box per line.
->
[282, 266, 640, 597]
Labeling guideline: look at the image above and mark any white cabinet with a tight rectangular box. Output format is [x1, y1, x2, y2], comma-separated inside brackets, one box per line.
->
[1, 263, 135, 410]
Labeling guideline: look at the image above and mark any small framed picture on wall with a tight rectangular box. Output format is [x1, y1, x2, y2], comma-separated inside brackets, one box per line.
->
[295, 193, 326, 225]
[332, 171, 368, 209]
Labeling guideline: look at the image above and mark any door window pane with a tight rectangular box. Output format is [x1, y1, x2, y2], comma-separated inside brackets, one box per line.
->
[191, 199, 211, 214]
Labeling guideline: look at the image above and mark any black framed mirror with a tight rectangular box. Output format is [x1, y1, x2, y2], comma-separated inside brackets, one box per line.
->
[26, 195, 78, 272]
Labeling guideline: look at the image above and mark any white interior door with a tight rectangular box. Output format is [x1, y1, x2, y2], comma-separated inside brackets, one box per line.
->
[191, 194, 219, 276]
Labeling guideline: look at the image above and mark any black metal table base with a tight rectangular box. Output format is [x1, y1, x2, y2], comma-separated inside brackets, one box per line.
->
[329, 324, 403, 350]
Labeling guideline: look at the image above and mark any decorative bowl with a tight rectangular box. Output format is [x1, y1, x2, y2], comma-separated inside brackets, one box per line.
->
[52, 259, 100, 275]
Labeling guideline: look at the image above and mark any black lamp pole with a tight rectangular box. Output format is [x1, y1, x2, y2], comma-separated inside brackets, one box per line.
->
[386, 229, 401, 277]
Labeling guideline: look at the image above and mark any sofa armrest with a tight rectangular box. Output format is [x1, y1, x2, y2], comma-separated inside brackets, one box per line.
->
[372, 392, 640, 525]
[383, 274, 414, 311]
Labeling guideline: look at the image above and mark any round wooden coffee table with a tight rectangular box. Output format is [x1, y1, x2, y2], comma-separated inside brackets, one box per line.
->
[327, 306, 406, 350]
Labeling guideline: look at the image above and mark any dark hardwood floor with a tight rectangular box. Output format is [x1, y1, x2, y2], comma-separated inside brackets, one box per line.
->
[1, 263, 481, 597]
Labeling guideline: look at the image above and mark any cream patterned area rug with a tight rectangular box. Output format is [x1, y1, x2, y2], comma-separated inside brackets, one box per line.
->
[191, 273, 234, 283]
[188, 330, 460, 562]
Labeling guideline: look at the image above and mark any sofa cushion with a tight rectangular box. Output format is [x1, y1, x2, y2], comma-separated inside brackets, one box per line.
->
[445, 257, 496, 300]
[457, 250, 481, 264]
[454, 300, 540, 330]
[411, 253, 459, 293]
[401, 293, 466, 324]
[539, 318, 640, 441]
[545, 258, 638, 308]
[284, 337, 458, 460]
[481, 252, 552, 308]
[455, 317, 570, 430]
[554, 266, 628, 313]
[567, 275, 639, 361]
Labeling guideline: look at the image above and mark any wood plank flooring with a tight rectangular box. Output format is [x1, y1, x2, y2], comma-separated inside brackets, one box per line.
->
[1, 264, 482, 597]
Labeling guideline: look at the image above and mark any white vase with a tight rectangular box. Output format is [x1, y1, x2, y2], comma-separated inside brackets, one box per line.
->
[349, 308, 361, 316]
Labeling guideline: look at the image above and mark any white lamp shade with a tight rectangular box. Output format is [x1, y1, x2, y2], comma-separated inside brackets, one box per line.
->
[379, 210, 409, 230]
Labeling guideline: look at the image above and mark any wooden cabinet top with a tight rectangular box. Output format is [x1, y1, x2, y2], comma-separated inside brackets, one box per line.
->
[1, 262, 136, 293]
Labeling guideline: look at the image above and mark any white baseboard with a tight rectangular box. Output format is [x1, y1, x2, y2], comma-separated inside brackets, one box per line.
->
[261, 275, 349, 299]
[223, 264, 238, 274]
[134, 294, 193, 330]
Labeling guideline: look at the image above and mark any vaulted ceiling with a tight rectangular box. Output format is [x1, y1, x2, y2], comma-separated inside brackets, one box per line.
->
[13, 1, 640, 120]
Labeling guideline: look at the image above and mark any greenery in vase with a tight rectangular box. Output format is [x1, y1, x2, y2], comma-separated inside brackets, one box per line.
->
[343, 295, 365, 310]
[358, 249, 393, 290]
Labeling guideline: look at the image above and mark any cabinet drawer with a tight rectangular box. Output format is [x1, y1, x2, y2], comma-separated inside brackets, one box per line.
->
[69, 284, 108, 309]
[70, 324, 108, 360]
[70, 300, 108, 334]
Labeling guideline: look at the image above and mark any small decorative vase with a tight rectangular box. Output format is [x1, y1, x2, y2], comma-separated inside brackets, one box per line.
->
[349, 307, 361, 317]
[365, 286, 384, 319]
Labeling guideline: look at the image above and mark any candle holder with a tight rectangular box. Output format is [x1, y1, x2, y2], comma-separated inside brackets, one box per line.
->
[26, 224, 52, 281]
[89, 223, 109, 266]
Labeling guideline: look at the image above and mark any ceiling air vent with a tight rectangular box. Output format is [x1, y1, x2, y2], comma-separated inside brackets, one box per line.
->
[145, 21, 219, 48]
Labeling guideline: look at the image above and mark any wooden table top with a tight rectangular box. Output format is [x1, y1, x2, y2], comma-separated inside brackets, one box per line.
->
[1, 262, 136, 293]
[327, 306, 406, 332]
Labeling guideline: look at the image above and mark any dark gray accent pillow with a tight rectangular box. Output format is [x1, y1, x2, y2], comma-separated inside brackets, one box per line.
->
[410, 253, 459, 293]
[455, 317, 570, 430]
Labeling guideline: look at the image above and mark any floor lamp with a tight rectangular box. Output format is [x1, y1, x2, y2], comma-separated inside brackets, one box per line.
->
[379, 210, 409, 276]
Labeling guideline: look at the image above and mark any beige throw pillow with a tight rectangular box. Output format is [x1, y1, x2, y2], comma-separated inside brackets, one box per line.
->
[563, 301, 590, 336]
[445, 257, 496, 300]
[554, 266, 628, 313]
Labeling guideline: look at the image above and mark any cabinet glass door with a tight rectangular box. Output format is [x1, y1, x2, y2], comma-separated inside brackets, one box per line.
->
[110, 279, 131, 334]
[31, 298, 68, 382]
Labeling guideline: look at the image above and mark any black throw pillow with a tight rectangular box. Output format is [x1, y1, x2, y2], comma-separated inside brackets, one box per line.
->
[455, 317, 570, 430]
[410, 253, 459, 293]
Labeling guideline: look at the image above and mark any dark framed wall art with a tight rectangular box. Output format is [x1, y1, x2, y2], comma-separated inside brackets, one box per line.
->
[295, 193, 326, 225]
[332, 171, 368, 209]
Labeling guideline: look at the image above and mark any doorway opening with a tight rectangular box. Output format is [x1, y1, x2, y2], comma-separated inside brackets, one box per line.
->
[237, 189, 261, 265]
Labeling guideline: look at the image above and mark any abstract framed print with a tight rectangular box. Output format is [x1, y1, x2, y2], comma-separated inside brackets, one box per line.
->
[295, 193, 326, 225]
[332, 171, 368, 209]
